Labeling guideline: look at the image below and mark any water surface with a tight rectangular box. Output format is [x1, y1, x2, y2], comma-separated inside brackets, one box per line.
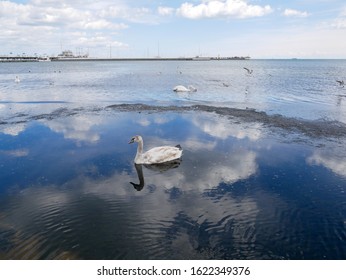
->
[0, 60, 345, 259]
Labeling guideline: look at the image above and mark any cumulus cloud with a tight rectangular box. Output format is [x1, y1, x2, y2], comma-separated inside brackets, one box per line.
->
[331, 18, 346, 29]
[77, 20, 128, 31]
[158, 6, 175, 16]
[283, 8, 309, 18]
[0, 123, 27, 136]
[76, 36, 128, 49]
[41, 115, 103, 144]
[100, 5, 157, 24]
[342, 7, 346, 17]
[307, 149, 346, 178]
[135, 115, 176, 127]
[190, 113, 262, 141]
[176, 0, 273, 19]
[0, 0, 147, 56]
[0, 1, 128, 31]
[330, 8, 346, 29]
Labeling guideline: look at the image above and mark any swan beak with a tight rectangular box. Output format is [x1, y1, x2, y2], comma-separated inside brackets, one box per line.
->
[129, 138, 134, 144]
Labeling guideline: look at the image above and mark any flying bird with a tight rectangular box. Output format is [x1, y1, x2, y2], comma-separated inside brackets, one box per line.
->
[336, 80, 344, 87]
[243, 67, 253, 74]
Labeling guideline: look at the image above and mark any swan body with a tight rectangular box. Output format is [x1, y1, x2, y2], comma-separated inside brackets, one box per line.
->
[129, 135, 183, 164]
[173, 85, 197, 92]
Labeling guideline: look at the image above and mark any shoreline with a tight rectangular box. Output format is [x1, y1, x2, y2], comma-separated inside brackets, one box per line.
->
[2, 102, 346, 139]
[0, 56, 250, 63]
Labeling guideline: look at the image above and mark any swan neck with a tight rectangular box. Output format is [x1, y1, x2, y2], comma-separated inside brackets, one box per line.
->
[135, 138, 144, 162]
[137, 139, 143, 154]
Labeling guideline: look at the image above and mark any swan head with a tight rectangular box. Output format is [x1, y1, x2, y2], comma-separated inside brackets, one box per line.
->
[129, 135, 142, 144]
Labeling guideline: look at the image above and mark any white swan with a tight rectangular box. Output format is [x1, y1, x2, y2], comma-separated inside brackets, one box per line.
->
[15, 76, 20, 83]
[173, 85, 197, 92]
[129, 135, 183, 164]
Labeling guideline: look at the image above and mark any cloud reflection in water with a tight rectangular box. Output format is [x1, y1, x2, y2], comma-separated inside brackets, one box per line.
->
[0, 107, 345, 259]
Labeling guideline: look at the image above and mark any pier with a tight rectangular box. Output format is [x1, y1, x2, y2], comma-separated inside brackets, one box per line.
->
[0, 55, 250, 63]
[0, 56, 42, 62]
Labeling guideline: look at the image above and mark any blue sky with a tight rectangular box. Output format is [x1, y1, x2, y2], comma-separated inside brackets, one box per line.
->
[1, 0, 346, 58]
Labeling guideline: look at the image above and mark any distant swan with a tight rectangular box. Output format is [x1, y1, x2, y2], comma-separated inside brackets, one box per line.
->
[129, 135, 183, 164]
[15, 76, 20, 83]
[173, 85, 197, 92]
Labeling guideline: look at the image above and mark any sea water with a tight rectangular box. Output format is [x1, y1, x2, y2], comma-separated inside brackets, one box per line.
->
[0, 60, 345, 259]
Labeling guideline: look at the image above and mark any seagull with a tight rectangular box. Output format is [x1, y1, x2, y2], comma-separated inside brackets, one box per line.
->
[14, 76, 20, 83]
[243, 67, 253, 74]
[336, 80, 344, 87]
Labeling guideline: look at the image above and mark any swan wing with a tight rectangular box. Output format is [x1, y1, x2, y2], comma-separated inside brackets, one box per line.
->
[188, 85, 197, 92]
[173, 85, 188, 92]
[141, 146, 182, 164]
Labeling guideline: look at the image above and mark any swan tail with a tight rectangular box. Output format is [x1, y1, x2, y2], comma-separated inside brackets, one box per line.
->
[175, 144, 182, 150]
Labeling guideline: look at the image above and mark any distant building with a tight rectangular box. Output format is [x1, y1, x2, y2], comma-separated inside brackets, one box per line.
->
[58, 50, 75, 58]
[57, 50, 88, 58]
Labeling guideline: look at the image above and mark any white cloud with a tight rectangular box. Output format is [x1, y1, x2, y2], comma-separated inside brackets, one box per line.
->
[190, 113, 262, 141]
[330, 8, 346, 29]
[0, 0, 144, 56]
[42, 115, 103, 144]
[307, 149, 346, 178]
[331, 18, 346, 29]
[77, 20, 128, 31]
[283, 8, 309, 18]
[2, 2, 128, 31]
[135, 115, 176, 127]
[176, 0, 273, 19]
[0, 123, 27, 136]
[182, 138, 217, 151]
[227, 24, 346, 58]
[342, 7, 346, 17]
[158, 6, 175, 16]
[101, 5, 155, 24]
[0, 149, 29, 157]
[76, 36, 128, 48]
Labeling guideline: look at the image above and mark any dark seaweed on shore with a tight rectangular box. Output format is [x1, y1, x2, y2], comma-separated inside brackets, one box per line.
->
[106, 103, 346, 139]
[2, 103, 346, 139]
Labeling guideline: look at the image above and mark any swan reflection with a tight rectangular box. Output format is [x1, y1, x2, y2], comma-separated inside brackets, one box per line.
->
[130, 159, 182, 191]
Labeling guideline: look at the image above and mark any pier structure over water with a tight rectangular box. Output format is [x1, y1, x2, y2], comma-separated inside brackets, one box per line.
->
[0, 56, 42, 62]
[0, 55, 250, 62]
